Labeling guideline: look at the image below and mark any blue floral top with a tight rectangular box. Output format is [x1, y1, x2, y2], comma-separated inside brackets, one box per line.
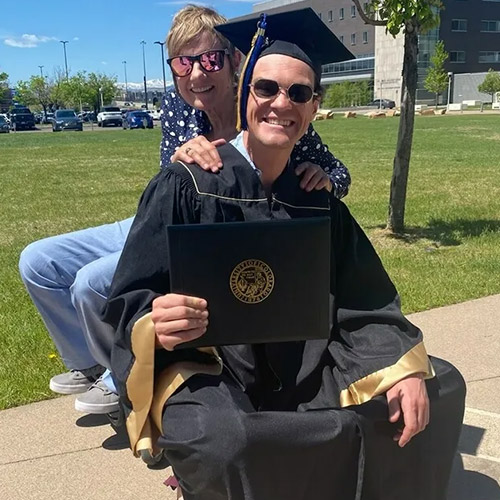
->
[159, 87, 350, 198]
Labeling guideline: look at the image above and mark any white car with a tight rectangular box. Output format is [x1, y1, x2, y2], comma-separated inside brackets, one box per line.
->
[0, 113, 10, 125]
[97, 106, 122, 127]
[146, 109, 161, 121]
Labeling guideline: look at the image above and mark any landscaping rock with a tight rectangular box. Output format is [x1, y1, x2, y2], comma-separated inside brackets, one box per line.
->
[314, 109, 334, 121]
[368, 111, 386, 119]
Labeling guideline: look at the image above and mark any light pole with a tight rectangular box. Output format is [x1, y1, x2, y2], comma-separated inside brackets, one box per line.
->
[154, 41, 167, 97]
[122, 60, 129, 102]
[447, 72, 453, 111]
[60, 40, 69, 79]
[38, 65, 44, 78]
[140, 40, 148, 110]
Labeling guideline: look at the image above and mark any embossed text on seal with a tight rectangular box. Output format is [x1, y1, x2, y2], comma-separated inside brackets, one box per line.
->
[230, 259, 275, 304]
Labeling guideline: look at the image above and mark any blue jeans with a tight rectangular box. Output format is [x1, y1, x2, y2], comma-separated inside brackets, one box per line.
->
[19, 217, 134, 378]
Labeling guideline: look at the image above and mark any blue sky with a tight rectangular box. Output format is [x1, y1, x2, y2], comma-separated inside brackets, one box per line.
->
[0, 0, 256, 87]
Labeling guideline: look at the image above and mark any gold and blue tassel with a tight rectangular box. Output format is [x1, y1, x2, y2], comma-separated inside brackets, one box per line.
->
[236, 13, 267, 131]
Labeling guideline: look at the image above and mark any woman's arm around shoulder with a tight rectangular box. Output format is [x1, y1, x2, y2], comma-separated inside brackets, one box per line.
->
[292, 124, 351, 199]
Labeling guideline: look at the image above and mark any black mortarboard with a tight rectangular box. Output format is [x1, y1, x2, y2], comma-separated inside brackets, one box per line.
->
[215, 8, 354, 130]
[216, 8, 353, 78]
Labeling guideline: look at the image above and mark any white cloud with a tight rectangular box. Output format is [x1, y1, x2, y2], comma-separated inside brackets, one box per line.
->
[101, 61, 107, 65]
[3, 34, 57, 48]
[73, 37, 79, 41]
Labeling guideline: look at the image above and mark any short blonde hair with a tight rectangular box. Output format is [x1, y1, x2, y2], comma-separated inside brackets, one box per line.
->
[167, 5, 234, 58]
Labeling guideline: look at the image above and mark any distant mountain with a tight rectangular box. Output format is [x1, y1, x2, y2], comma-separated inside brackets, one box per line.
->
[116, 79, 172, 90]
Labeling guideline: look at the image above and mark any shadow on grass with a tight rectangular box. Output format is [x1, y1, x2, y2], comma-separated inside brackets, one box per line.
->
[370, 218, 500, 247]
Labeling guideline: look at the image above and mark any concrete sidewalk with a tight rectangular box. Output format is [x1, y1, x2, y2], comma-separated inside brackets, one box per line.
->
[1, 295, 500, 500]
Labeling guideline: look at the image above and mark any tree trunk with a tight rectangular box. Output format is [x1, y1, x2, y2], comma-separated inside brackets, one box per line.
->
[387, 21, 419, 233]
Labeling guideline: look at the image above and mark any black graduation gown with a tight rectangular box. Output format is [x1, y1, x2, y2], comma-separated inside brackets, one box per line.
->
[104, 143, 465, 500]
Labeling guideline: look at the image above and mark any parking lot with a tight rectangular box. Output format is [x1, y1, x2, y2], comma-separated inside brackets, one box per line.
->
[4, 122, 160, 134]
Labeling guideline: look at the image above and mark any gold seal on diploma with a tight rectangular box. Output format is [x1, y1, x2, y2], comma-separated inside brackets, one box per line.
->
[230, 259, 275, 304]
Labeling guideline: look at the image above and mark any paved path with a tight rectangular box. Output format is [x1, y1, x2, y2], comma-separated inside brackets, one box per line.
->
[1, 295, 499, 499]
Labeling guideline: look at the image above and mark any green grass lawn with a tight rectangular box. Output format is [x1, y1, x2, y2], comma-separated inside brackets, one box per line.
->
[1, 114, 499, 410]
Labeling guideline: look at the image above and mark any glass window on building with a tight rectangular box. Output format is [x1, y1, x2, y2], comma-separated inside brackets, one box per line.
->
[318, 12, 322, 20]
[328, 10, 333, 22]
[449, 51, 466, 63]
[451, 19, 467, 31]
[351, 5, 357, 17]
[340, 35, 344, 44]
[481, 20, 500, 32]
[339, 8, 344, 20]
[479, 51, 500, 63]
[363, 31, 368, 43]
[363, 3, 369, 12]
[351, 33, 356, 45]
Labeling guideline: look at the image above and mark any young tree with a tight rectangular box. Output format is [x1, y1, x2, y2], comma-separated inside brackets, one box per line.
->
[478, 68, 500, 104]
[0, 72, 11, 111]
[86, 72, 118, 114]
[14, 80, 37, 107]
[18, 76, 53, 117]
[352, 0, 441, 233]
[46, 68, 68, 110]
[60, 72, 88, 111]
[424, 40, 449, 108]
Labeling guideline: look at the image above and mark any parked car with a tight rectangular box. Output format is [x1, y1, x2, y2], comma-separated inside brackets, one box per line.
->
[0, 113, 10, 125]
[97, 106, 122, 127]
[9, 106, 36, 130]
[41, 112, 55, 124]
[0, 114, 10, 133]
[78, 111, 97, 122]
[368, 98, 396, 109]
[122, 111, 154, 129]
[51, 109, 83, 132]
[146, 109, 161, 120]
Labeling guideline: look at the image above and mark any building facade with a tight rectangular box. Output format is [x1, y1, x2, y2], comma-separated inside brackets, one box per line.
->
[441, 0, 500, 74]
[249, 0, 375, 84]
[244, 0, 500, 104]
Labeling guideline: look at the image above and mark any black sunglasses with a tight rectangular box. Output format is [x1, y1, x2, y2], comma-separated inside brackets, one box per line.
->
[167, 49, 229, 77]
[249, 79, 318, 104]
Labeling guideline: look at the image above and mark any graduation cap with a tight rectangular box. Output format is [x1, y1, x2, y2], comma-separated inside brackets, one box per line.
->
[215, 8, 354, 130]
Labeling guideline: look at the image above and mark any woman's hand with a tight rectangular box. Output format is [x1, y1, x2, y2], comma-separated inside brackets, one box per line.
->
[295, 162, 332, 192]
[171, 136, 226, 172]
[151, 293, 209, 351]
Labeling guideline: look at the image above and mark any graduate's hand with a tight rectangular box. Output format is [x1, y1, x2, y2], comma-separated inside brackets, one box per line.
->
[151, 293, 209, 351]
[386, 373, 430, 448]
[171, 136, 226, 172]
[295, 162, 332, 192]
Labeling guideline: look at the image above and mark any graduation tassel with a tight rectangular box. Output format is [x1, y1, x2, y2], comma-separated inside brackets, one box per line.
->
[236, 13, 267, 131]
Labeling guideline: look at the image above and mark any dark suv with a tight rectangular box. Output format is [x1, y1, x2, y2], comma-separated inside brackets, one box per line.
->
[9, 106, 36, 131]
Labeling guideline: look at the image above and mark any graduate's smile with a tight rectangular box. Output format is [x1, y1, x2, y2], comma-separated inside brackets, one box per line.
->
[262, 117, 294, 127]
